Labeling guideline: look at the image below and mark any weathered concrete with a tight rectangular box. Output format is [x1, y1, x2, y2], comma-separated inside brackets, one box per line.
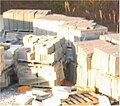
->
[0, 15, 3, 32]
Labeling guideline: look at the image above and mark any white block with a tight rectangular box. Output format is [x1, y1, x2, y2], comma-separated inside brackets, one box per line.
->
[42, 96, 61, 106]
[32, 100, 43, 106]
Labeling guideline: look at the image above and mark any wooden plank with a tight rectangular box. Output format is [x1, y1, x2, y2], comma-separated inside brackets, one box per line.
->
[71, 94, 85, 103]
[69, 95, 80, 104]
[76, 93, 92, 102]
[84, 93, 98, 101]
[88, 92, 100, 98]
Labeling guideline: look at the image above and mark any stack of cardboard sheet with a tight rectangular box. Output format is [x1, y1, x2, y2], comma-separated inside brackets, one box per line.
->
[3, 9, 51, 31]
[16, 34, 66, 86]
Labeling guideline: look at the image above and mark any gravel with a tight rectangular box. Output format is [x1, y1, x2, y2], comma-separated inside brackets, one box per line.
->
[0, 83, 25, 106]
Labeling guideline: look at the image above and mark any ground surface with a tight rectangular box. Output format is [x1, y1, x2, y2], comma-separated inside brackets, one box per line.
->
[0, 84, 24, 105]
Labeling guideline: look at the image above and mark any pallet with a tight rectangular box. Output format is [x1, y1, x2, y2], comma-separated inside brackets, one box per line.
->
[61, 92, 99, 105]
[18, 59, 55, 66]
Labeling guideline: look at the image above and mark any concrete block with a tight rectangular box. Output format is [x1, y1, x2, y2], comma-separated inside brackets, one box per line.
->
[32, 100, 43, 106]
[42, 96, 61, 106]
[3, 11, 10, 30]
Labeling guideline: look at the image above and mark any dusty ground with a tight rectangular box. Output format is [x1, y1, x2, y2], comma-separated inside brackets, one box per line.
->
[0, 84, 25, 106]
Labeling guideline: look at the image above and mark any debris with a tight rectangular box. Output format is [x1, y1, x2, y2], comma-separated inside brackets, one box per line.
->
[16, 85, 31, 93]
[32, 88, 51, 97]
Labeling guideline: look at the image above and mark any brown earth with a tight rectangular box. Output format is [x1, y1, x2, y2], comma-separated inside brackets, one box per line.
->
[0, 0, 119, 32]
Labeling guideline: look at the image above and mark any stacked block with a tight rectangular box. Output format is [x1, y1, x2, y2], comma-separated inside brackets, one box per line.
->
[22, 34, 66, 64]
[0, 46, 16, 91]
[92, 44, 119, 76]
[16, 34, 66, 86]
[75, 37, 119, 100]
[3, 9, 51, 31]
[92, 42, 119, 100]
[75, 40, 111, 88]
[33, 14, 108, 43]
[100, 33, 120, 45]
[0, 65, 16, 91]
[30, 60, 65, 87]
[75, 40, 112, 71]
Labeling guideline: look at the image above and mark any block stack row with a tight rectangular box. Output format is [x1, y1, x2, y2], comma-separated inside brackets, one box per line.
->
[75, 34, 120, 100]
[0, 46, 16, 91]
[16, 34, 66, 87]
[100, 33, 120, 45]
[3, 9, 51, 31]
[75, 40, 111, 87]
[92, 40, 119, 100]
[33, 14, 108, 43]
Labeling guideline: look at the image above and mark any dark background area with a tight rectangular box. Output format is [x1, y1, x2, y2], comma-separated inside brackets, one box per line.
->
[0, 0, 119, 32]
